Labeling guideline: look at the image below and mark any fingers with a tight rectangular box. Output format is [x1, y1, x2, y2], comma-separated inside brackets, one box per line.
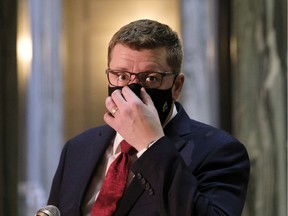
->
[104, 88, 133, 122]
[121, 86, 142, 103]
[120, 86, 154, 105]
[107, 87, 154, 111]
[110, 107, 119, 117]
[104, 92, 120, 122]
[105, 94, 117, 114]
[140, 87, 154, 106]
[105, 86, 154, 121]
[111, 89, 126, 107]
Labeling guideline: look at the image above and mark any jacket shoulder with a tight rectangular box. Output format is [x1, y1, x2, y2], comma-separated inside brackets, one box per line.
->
[66, 125, 114, 147]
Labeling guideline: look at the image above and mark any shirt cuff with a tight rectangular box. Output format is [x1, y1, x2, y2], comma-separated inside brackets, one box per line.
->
[136, 140, 158, 158]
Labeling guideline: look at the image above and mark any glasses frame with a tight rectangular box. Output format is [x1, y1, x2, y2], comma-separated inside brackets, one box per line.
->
[105, 69, 176, 89]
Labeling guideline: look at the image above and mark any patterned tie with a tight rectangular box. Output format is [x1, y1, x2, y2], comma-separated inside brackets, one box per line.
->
[91, 140, 137, 216]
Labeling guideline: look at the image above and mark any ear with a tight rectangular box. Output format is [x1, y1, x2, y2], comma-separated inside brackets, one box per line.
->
[172, 73, 184, 101]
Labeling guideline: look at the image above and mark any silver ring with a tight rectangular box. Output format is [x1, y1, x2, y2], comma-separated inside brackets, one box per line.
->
[110, 107, 119, 116]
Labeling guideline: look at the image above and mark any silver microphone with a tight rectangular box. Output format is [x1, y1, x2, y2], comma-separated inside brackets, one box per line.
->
[35, 205, 60, 216]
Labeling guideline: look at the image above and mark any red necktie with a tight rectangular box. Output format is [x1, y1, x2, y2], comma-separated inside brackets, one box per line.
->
[91, 140, 137, 216]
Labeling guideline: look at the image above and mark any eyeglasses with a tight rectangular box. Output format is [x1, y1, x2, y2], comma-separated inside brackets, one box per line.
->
[106, 69, 176, 89]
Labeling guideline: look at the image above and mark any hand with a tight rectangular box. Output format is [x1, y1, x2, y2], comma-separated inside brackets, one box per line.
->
[104, 86, 165, 151]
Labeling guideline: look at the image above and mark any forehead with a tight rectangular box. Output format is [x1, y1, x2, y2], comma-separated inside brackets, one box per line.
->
[109, 44, 169, 71]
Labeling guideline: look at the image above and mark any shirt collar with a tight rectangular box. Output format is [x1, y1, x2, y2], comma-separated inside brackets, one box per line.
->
[113, 133, 123, 155]
[163, 103, 177, 128]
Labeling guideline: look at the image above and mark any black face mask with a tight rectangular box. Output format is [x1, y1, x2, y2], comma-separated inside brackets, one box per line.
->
[108, 83, 173, 124]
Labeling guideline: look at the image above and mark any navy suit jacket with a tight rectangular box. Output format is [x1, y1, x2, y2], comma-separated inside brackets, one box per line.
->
[48, 102, 250, 216]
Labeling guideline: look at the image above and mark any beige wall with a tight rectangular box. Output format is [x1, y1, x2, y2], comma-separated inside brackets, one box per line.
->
[63, 0, 180, 140]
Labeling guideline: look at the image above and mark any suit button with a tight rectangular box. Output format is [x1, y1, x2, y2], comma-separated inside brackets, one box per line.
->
[145, 183, 151, 190]
[137, 173, 142, 180]
[141, 178, 147, 185]
[148, 188, 154, 195]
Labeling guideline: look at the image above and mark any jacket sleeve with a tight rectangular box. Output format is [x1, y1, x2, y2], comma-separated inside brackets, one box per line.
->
[131, 136, 250, 216]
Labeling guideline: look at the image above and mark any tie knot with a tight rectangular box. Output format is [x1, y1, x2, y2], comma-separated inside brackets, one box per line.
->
[120, 140, 137, 155]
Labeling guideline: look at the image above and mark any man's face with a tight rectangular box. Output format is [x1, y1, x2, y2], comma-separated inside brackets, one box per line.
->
[108, 43, 184, 124]
[109, 43, 176, 91]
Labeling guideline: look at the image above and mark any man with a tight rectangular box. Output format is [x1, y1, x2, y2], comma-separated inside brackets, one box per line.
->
[48, 19, 250, 216]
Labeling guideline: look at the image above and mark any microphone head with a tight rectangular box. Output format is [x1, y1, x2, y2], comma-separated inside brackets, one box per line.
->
[35, 205, 60, 216]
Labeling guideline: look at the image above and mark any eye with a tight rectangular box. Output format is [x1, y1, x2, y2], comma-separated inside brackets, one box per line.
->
[145, 73, 161, 83]
[117, 72, 129, 82]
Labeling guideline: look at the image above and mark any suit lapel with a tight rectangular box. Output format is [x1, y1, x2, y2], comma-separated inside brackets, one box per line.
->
[76, 126, 116, 209]
[115, 177, 144, 216]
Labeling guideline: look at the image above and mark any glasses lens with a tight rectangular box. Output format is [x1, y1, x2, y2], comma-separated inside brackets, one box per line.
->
[108, 71, 130, 86]
[138, 72, 162, 88]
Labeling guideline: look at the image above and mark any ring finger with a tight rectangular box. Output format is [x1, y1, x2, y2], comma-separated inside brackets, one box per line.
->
[105, 96, 118, 115]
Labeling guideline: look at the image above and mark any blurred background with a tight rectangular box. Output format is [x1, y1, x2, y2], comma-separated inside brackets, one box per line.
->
[0, 0, 286, 215]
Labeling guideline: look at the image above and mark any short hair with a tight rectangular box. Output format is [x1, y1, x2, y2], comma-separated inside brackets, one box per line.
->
[108, 19, 183, 74]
